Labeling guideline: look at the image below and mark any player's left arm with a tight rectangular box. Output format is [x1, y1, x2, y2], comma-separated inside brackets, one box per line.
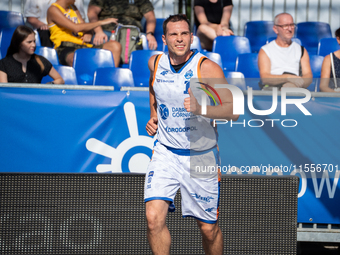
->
[146, 55, 158, 136]
[184, 59, 239, 121]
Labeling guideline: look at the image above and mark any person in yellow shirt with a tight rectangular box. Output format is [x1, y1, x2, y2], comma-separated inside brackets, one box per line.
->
[47, 0, 121, 67]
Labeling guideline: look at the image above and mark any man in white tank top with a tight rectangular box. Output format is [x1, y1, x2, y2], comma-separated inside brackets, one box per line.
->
[144, 14, 238, 255]
[258, 13, 313, 89]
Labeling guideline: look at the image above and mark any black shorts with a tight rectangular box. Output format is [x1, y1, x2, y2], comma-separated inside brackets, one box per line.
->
[56, 42, 103, 66]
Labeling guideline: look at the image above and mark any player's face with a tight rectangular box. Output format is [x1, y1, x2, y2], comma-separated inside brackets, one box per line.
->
[19, 33, 36, 56]
[274, 14, 295, 40]
[163, 20, 193, 58]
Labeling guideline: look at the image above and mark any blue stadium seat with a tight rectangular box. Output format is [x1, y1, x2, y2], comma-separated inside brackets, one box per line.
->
[129, 50, 163, 87]
[72, 48, 115, 85]
[309, 55, 324, 78]
[35, 46, 59, 66]
[317, 38, 340, 57]
[224, 71, 246, 90]
[201, 51, 223, 68]
[305, 55, 324, 92]
[266, 37, 302, 45]
[93, 67, 134, 90]
[154, 18, 165, 51]
[235, 53, 259, 78]
[0, 11, 24, 30]
[41, 65, 77, 85]
[296, 22, 332, 55]
[244, 21, 276, 53]
[235, 53, 260, 89]
[212, 36, 251, 72]
[163, 35, 202, 52]
[0, 27, 16, 59]
[34, 30, 41, 47]
[191, 35, 202, 51]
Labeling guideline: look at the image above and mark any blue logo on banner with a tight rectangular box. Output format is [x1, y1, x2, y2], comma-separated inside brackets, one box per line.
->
[159, 104, 169, 120]
[184, 69, 193, 79]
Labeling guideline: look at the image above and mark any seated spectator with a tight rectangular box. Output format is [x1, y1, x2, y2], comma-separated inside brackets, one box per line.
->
[258, 13, 313, 90]
[194, 0, 234, 51]
[47, 0, 122, 67]
[0, 25, 64, 84]
[87, 0, 157, 50]
[320, 28, 340, 92]
[24, 0, 85, 47]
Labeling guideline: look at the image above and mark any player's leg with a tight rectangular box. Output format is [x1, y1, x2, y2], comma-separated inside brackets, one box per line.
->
[197, 220, 223, 255]
[145, 200, 171, 255]
[102, 40, 122, 67]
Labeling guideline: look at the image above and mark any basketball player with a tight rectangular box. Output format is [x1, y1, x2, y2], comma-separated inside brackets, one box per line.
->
[144, 14, 238, 255]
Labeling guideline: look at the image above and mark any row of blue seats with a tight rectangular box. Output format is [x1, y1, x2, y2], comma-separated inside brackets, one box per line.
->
[43, 62, 322, 92]
[39, 47, 321, 92]
[41, 65, 136, 91]
[1, 25, 337, 74]
[212, 36, 339, 73]
[0, 10, 336, 54]
[41, 48, 222, 88]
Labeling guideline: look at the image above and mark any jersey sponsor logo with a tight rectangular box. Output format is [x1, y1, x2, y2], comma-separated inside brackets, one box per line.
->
[160, 71, 168, 76]
[159, 104, 169, 120]
[148, 171, 154, 177]
[205, 207, 214, 212]
[156, 79, 174, 83]
[184, 69, 193, 79]
[191, 193, 214, 203]
[165, 126, 197, 132]
[172, 107, 192, 118]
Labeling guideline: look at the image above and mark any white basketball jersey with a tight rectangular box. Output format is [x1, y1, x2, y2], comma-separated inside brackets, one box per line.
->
[152, 50, 218, 151]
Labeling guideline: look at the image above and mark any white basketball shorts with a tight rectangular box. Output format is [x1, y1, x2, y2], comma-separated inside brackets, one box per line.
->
[144, 141, 221, 223]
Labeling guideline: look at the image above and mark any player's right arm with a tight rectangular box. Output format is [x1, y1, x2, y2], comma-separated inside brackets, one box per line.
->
[146, 55, 158, 136]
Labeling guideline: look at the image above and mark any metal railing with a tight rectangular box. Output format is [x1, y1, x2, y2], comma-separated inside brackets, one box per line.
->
[2, 0, 339, 36]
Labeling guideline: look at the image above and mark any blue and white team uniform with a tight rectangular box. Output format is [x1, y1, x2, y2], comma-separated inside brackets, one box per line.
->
[144, 50, 221, 223]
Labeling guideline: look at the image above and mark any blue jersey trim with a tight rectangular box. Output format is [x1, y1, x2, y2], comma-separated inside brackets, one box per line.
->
[144, 197, 173, 203]
[163, 143, 217, 156]
[182, 215, 218, 224]
[168, 50, 199, 73]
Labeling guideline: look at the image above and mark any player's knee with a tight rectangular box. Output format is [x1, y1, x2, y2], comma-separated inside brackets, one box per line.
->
[199, 222, 220, 242]
[146, 208, 165, 231]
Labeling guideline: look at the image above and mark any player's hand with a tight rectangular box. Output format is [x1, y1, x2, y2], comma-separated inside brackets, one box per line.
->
[146, 116, 158, 136]
[92, 31, 108, 45]
[184, 88, 201, 115]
